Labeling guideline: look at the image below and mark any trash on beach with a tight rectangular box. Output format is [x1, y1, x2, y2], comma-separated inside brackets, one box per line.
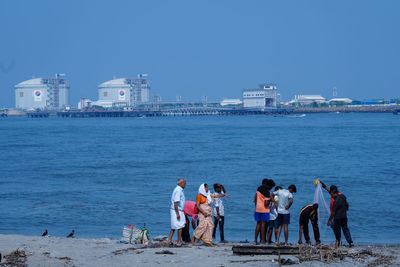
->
[232, 244, 396, 265]
[0, 249, 27, 266]
[153, 236, 168, 242]
[155, 250, 175, 255]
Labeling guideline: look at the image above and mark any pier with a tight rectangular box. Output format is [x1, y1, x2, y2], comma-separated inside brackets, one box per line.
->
[55, 107, 293, 118]
[26, 112, 50, 118]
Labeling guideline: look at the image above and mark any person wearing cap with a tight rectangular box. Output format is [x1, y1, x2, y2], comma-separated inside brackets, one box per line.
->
[271, 184, 297, 246]
[327, 189, 353, 247]
[298, 203, 320, 245]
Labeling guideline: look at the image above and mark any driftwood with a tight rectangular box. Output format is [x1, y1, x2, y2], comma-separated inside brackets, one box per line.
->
[0, 249, 27, 267]
[297, 245, 395, 266]
[232, 244, 396, 266]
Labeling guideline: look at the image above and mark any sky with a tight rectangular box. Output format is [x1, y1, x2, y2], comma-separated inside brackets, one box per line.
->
[0, 0, 399, 107]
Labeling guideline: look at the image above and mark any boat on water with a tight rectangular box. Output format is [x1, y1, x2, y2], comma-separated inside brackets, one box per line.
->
[289, 114, 306, 118]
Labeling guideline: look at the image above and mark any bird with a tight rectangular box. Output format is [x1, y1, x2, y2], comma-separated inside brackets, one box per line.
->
[42, 229, 48, 236]
[66, 230, 74, 238]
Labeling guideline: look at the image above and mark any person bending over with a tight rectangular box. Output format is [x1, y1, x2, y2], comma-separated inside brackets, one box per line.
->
[298, 203, 320, 245]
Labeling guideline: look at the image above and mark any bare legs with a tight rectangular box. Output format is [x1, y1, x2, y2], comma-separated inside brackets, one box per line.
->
[276, 224, 289, 245]
[254, 221, 267, 244]
[167, 228, 182, 245]
[267, 226, 278, 243]
[191, 235, 214, 247]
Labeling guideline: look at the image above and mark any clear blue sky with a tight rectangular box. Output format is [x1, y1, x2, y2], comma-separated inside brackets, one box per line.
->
[1, 0, 399, 107]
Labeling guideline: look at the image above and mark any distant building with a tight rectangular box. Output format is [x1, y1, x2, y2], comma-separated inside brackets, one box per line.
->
[242, 83, 277, 108]
[220, 99, 242, 106]
[98, 74, 150, 107]
[328, 98, 352, 104]
[15, 75, 69, 110]
[291, 95, 326, 105]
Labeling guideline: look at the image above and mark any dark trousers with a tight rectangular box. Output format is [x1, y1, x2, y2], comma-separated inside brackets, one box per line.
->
[181, 215, 191, 242]
[302, 217, 320, 243]
[333, 218, 353, 244]
[212, 216, 225, 241]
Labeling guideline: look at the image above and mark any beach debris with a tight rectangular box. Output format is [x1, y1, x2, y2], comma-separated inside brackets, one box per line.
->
[232, 244, 300, 255]
[0, 249, 27, 267]
[112, 247, 136, 255]
[42, 229, 48, 236]
[155, 250, 174, 255]
[278, 258, 297, 265]
[232, 244, 395, 265]
[153, 236, 168, 242]
[66, 230, 74, 238]
[297, 245, 395, 265]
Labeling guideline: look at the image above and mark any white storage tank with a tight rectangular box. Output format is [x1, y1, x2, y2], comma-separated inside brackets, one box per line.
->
[98, 75, 150, 107]
[15, 75, 69, 110]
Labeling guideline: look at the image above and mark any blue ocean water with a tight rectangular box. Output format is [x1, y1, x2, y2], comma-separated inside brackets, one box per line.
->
[0, 113, 399, 244]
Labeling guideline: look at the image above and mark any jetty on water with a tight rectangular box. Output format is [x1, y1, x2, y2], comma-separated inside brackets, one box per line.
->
[49, 107, 293, 118]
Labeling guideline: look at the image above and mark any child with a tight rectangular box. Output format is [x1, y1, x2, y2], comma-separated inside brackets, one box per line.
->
[267, 186, 281, 244]
[272, 184, 297, 246]
[254, 179, 271, 244]
[212, 183, 227, 242]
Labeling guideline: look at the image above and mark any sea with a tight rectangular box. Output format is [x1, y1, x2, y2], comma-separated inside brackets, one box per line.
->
[0, 113, 399, 245]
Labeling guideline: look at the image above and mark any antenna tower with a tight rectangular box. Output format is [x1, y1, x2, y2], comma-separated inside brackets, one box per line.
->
[333, 87, 338, 97]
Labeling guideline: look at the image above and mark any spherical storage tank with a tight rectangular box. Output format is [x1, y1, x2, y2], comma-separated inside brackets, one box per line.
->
[15, 76, 69, 110]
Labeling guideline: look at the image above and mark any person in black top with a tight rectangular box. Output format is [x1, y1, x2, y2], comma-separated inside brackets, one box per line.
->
[327, 189, 353, 247]
[298, 203, 320, 245]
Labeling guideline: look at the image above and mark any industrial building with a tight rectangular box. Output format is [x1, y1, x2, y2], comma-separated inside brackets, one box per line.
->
[242, 83, 277, 108]
[290, 95, 326, 105]
[15, 75, 69, 110]
[98, 74, 150, 107]
[220, 99, 242, 106]
[328, 98, 353, 104]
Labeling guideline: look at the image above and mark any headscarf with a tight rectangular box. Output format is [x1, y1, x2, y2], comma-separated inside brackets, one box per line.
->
[198, 183, 212, 204]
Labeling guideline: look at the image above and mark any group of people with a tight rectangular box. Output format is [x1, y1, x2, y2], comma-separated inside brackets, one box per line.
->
[254, 178, 297, 245]
[168, 179, 228, 247]
[254, 178, 353, 248]
[167, 177, 353, 248]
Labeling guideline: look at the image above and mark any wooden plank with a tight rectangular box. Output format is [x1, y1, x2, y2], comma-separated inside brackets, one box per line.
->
[232, 245, 300, 255]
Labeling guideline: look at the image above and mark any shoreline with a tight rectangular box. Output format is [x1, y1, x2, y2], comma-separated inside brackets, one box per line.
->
[1, 234, 399, 266]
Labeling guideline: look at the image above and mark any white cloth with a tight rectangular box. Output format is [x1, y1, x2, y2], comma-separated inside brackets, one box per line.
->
[198, 184, 212, 204]
[213, 191, 224, 216]
[269, 196, 278, 220]
[170, 210, 185, 230]
[171, 185, 185, 211]
[274, 189, 293, 214]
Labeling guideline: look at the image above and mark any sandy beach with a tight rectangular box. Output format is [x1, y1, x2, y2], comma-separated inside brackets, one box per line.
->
[0, 234, 398, 266]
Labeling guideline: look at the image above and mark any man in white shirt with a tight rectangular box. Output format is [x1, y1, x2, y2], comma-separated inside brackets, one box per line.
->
[271, 184, 297, 246]
[212, 183, 227, 242]
[167, 178, 186, 246]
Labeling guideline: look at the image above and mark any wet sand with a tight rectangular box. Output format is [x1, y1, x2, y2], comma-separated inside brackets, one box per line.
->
[0, 234, 398, 266]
